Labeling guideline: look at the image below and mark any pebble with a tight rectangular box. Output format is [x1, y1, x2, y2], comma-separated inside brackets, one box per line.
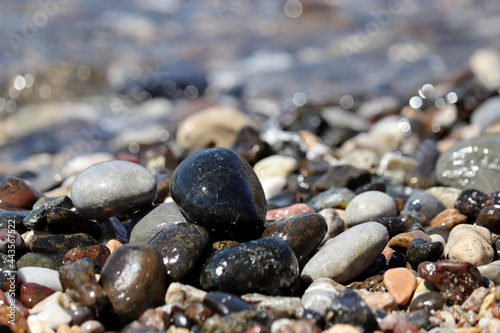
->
[461, 287, 490, 312]
[339, 149, 380, 174]
[326, 289, 377, 333]
[0, 229, 26, 255]
[417, 260, 483, 303]
[201, 309, 267, 333]
[169, 148, 267, 241]
[149, 222, 211, 281]
[0, 209, 29, 233]
[387, 230, 432, 250]
[301, 278, 343, 316]
[343, 191, 397, 227]
[176, 106, 256, 150]
[377, 152, 418, 184]
[62, 245, 111, 270]
[34, 302, 73, 330]
[241, 294, 303, 319]
[18, 267, 62, 291]
[100, 243, 168, 324]
[436, 134, 500, 193]
[80, 320, 106, 333]
[204, 292, 254, 315]
[306, 187, 355, 212]
[59, 259, 107, 308]
[70, 160, 157, 219]
[0, 306, 27, 333]
[383, 267, 417, 306]
[105, 239, 122, 253]
[301, 222, 389, 284]
[165, 282, 207, 308]
[355, 289, 397, 312]
[253, 155, 298, 180]
[318, 208, 345, 246]
[409, 291, 446, 312]
[17, 253, 58, 270]
[262, 213, 327, 263]
[0, 177, 42, 210]
[429, 208, 467, 229]
[314, 165, 371, 193]
[406, 238, 444, 269]
[425, 187, 461, 209]
[403, 190, 446, 221]
[478, 260, 500, 284]
[444, 224, 494, 266]
[46, 207, 102, 238]
[230, 126, 267, 165]
[129, 202, 190, 244]
[201, 237, 298, 295]
[266, 203, 314, 220]
[470, 96, 500, 130]
[260, 177, 288, 200]
[476, 205, 500, 233]
[19, 282, 55, 309]
[24, 195, 73, 230]
[372, 216, 407, 239]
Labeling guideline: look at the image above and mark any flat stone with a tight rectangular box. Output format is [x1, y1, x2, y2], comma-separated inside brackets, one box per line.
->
[70, 160, 157, 219]
[262, 213, 327, 263]
[301, 222, 389, 284]
[417, 260, 483, 303]
[436, 134, 500, 193]
[170, 148, 267, 241]
[200, 237, 299, 295]
[383, 268, 417, 306]
[344, 191, 397, 227]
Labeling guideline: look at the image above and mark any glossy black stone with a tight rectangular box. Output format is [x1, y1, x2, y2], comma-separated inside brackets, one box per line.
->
[200, 237, 299, 295]
[409, 291, 446, 312]
[405, 310, 431, 329]
[455, 189, 488, 222]
[169, 148, 267, 241]
[204, 292, 254, 315]
[372, 216, 407, 239]
[406, 239, 444, 269]
[23, 195, 73, 230]
[326, 289, 377, 333]
[172, 312, 192, 329]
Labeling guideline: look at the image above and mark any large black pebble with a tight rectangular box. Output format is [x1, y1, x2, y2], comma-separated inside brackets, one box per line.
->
[326, 289, 377, 333]
[169, 148, 267, 241]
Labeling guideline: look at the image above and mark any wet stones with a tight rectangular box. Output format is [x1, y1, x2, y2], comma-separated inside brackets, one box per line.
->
[169, 148, 267, 241]
[344, 191, 397, 227]
[436, 134, 500, 193]
[70, 160, 157, 220]
[262, 213, 327, 263]
[301, 222, 389, 284]
[406, 238, 444, 269]
[325, 289, 377, 333]
[100, 243, 168, 324]
[0, 177, 42, 210]
[149, 222, 210, 282]
[417, 260, 483, 303]
[200, 237, 299, 295]
[409, 291, 446, 312]
[19, 283, 55, 309]
[476, 205, 500, 233]
[62, 245, 111, 270]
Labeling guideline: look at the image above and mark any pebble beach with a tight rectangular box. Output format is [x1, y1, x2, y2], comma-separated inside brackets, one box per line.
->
[2, 1, 500, 332]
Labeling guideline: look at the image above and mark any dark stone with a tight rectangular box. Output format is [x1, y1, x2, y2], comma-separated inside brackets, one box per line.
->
[409, 291, 446, 312]
[120, 321, 163, 333]
[138, 308, 169, 330]
[387, 252, 406, 269]
[19, 282, 55, 309]
[129, 202, 190, 244]
[477, 205, 500, 233]
[314, 165, 371, 193]
[65, 307, 95, 325]
[100, 243, 168, 325]
[0, 177, 42, 210]
[200, 310, 267, 333]
[26, 232, 98, 266]
[230, 126, 269, 165]
[417, 261, 483, 303]
[47, 207, 102, 239]
[172, 312, 192, 329]
[204, 292, 255, 315]
[0, 254, 17, 292]
[0, 230, 27, 257]
[287, 174, 316, 204]
[403, 191, 446, 221]
[149, 222, 210, 282]
[98, 217, 128, 244]
[200, 238, 299, 295]
[306, 187, 355, 211]
[63, 245, 111, 270]
[0, 210, 29, 233]
[455, 188, 488, 222]
[59, 259, 108, 309]
[405, 310, 431, 329]
[406, 239, 444, 269]
[400, 211, 428, 228]
[326, 289, 377, 333]
[372, 216, 407, 239]
[169, 148, 267, 241]
[23, 195, 73, 230]
[17, 253, 58, 270]
[262, 213, 327, 263]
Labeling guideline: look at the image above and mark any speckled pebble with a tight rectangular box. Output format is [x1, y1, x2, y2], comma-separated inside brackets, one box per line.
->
[444, 224, 494, 266]
[344, 191, 397, 227]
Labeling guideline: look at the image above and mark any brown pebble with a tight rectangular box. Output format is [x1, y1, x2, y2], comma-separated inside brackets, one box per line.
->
[356, 289, 397, 312]
[383, 268, 417, 306]
[63, 245, 111, 270]
[0, 305, 27, 333]
[430, 208, 467, 229]
[0, 177, 42, 210]
[80, 320, 105, 333]
[105, 239, 123, 253]
[387, 230, 432, 250]
[138, 308, 169, 330]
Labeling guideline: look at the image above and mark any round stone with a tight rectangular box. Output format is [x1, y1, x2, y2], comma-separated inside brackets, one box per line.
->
[200, 237, 299, 295]
[344, 191, 397, 227]
[100, 243, 168, 325]
[301, 222, 389, 284]
[70, 160, 157, 219]
[169, 148, 267, 241]
[403, 190, 446, 221]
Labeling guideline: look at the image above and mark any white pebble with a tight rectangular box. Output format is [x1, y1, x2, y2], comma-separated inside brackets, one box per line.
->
[18, 267, 62, 291]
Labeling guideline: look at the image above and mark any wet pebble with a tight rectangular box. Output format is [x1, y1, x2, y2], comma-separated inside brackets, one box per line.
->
[454, 188, 489, 221]
[0, 209, 29, 233]
[149, 222, 210, 282]
[0, 229, 26, 256]
[19, 282, 55, 309]
[23, 195, 73, 230]
[270, 319, 321, 333]
[383, 268, 417, 306]
[169, 148, 267, 241]
[18, 267, 62, 291]
[241, 294, 302, 319]
[100, 243, 168, 324]
[200, 237, 299, 295]
[409, 291, 446, 312]
[70, 160, 157, 219]
[62, 244, 110, 270]
[0, 177, 42, 210]
[301, 222, 388, 284]
[476, 205, 500, 233]
[406, 238, 444, 269]
[165, 282, 207, 308]
[59, 258, 108, 308]
[254, 155, 298, 180]
[47, 207, 102, 238]
[262, 213, 327, 263]
[318, 208, 345, 246]
[314, 165, 371, 193]
[417, 260, 483, 303]
[326, 289, 377, 333]
[80, 320, 106, 333]
[306, 187, 355, 212]
[371, 216, 407, 239]
[429, 208, 467, 229]
[461, 286, 489, 312]
[444, 224, 494, 266]
[301, 278, 343, 316]
[230, 126, 268, 165]
[478, 260, 500, 284]
[204, 292, 255, 315]
[387, 230, 432, 250]
[200, 309, 267, 333]
[344, 191, 397, 227]
[17, 253, 58, 270]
